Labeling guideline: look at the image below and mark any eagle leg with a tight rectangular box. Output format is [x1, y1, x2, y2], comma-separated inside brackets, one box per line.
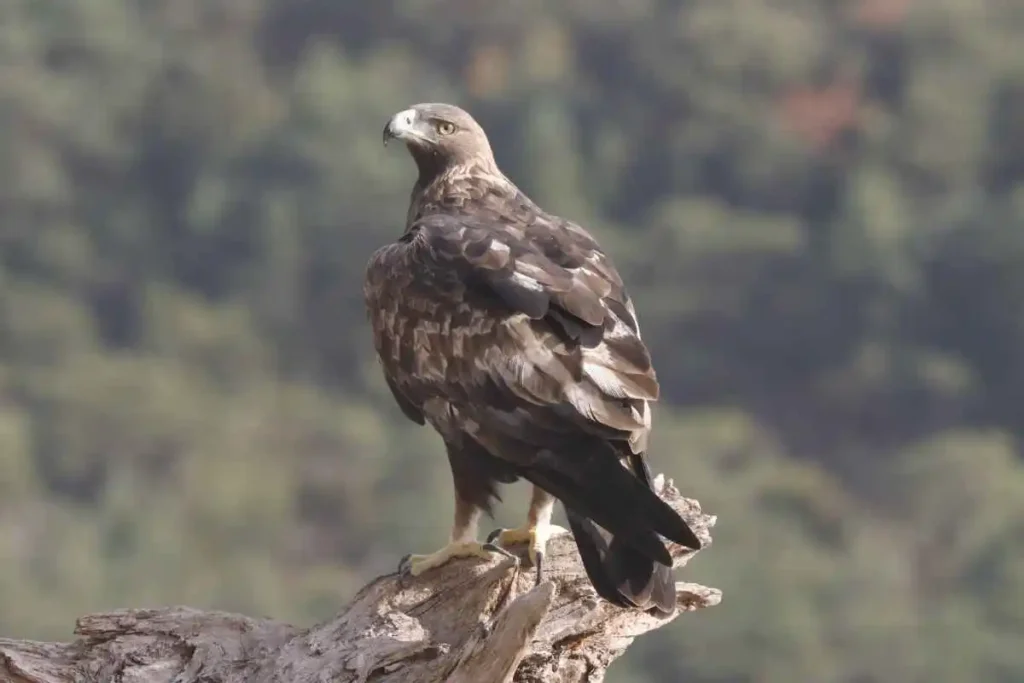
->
[398, 492, 516, 578]
[486, 486, 569, 586]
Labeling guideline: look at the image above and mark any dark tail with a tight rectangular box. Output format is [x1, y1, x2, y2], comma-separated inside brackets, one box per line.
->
[566, 508, 676, 614]
[523, 448, 700, 614]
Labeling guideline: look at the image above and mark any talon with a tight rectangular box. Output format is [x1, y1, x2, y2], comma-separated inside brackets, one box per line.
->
[488, 526, 535, 550]
[482, 542, 518, 561]
[492, 488, 566, 585]
[489, 523, 567, 579]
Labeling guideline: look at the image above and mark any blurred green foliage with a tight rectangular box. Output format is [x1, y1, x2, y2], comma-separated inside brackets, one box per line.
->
[1, 0, 1023, 681]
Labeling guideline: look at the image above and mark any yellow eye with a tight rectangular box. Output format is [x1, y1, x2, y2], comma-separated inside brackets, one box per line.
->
[436, 121, 456, 136]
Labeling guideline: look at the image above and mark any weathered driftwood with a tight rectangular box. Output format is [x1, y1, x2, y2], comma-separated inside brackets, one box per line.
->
[0, 475, 719, 683]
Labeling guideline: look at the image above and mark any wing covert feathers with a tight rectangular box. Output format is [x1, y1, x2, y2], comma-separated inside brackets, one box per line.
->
[364, 209, 660, 451]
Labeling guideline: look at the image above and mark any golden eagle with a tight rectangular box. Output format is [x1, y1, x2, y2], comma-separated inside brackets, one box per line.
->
[365, 103, 700, 614]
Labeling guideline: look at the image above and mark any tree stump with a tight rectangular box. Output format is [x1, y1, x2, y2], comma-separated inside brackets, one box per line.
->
[0, 475, 719, 683]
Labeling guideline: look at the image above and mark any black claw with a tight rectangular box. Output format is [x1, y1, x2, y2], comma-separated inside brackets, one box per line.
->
[397, 553, 413, 576]
[534, 550, 545, 586]
[482, 542, 517, 561]
[485, 528, 505, 545]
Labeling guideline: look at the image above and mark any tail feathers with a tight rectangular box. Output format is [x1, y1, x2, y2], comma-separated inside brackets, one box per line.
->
[550, 446, 702, 554]
[627, 451, 702, 551]
[524, 466, 673, 565]
[648, 563, 675, 615]
[565, 509, 634, 608]
[548, 448, 695, 615]
[566, 509, 675, 615]
[518, 440, 698, 613]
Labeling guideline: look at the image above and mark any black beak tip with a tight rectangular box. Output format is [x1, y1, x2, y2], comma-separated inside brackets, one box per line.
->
[382, 123, 393, 146]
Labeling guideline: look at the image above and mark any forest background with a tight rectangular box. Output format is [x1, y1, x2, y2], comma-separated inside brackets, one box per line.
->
[2, 1, 1024, 681]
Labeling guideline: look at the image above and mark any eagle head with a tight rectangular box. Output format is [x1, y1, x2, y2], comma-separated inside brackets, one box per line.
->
[383, 103, 496, 176]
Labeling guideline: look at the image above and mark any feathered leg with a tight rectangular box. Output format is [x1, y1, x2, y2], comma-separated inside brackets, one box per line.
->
[487, 485, 569, 585]
[399, 491, 515, 577]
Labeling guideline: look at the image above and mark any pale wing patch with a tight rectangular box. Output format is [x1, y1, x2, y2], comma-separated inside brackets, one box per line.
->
[497, 352, 566, 406]
[567, 265, 612, 298]
[582, 340, 650, 379]
[476, 239, 513, 269]
[624, 297, 641, 337]
[515, 260, 556, 282]
[565, 383, 645, 434]
[564, 384, 609, 426]
[582, 360, 654, 400]
[509, 271, 545, 292]
[605, 314, 634, 341]
[412, 325, 446, 381]
[491, 316, 574, 404]
[582, 362, 629, 396]
[628, 401, 651, 453]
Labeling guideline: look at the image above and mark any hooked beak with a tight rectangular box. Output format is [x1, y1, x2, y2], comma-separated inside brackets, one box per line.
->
[383, 108, 420, 146]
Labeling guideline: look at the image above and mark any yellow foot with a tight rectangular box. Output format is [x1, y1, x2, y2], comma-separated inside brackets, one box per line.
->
[398, 540, 516, 577]
[486, 524, 569, 585]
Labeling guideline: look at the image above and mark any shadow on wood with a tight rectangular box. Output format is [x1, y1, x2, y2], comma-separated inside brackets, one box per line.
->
[0, 476, 719, 683]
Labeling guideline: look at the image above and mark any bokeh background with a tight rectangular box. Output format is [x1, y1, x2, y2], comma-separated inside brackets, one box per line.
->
[3, 1, 1024, 681]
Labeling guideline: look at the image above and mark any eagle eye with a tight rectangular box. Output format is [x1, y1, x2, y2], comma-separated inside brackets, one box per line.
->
[436, 120, 456, 136]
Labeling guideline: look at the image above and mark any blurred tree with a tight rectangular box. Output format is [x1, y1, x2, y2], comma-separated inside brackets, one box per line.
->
[1, 0, 1023, 681]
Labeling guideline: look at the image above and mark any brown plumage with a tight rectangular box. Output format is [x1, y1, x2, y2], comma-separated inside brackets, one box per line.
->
[365, 102, 700, 614]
